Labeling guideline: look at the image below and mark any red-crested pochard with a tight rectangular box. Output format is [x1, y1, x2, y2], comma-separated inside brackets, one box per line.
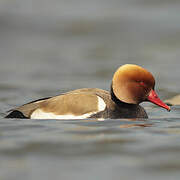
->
[5, 64, 170, 119]
[165, 95, 180, 106]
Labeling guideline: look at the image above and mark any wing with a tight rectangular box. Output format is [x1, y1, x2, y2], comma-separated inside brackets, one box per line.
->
[5, 97, 51, 118]
[5, 89, 107, 119]
[31, 93, 106, 119]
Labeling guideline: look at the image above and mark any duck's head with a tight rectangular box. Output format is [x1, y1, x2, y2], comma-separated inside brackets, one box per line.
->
[112, 64, 170, 111]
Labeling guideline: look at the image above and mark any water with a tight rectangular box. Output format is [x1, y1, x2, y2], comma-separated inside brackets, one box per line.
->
[1, 117, 180, 180]
[0, 0, 180, 179]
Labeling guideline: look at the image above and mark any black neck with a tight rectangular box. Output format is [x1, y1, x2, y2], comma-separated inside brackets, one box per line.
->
[110, 85, 137, 108]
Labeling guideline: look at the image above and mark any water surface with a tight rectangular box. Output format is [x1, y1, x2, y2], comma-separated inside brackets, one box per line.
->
[0, 0, 180, 179]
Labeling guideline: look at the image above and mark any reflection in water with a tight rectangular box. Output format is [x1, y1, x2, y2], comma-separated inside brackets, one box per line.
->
[119, 123, 153, 128]
[0, 117, 180, 180]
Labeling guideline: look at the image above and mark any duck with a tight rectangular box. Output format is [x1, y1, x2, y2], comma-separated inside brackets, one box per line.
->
[5, 64, 170, 119]
[165, 94, 180, 106]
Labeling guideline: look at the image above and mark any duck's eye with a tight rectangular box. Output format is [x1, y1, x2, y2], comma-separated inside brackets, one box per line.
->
[139, 82, 144, 85]
[139, 82, 146, 87]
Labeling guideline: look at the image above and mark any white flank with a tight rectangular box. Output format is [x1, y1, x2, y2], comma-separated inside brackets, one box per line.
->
[30, 96, 106, 119]
[30, 109, 94, 119]
[97, 96, 106, 111]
